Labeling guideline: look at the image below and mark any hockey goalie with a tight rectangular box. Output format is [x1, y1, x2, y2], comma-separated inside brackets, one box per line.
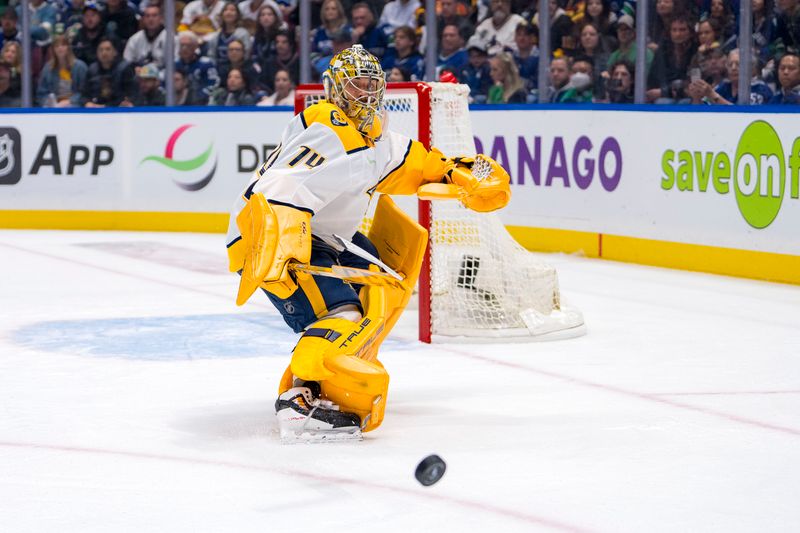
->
[226, 45, 511, 442]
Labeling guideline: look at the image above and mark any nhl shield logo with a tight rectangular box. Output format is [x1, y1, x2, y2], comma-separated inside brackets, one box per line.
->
[0, 134, 15, 176]
[0, 128, 21, 185]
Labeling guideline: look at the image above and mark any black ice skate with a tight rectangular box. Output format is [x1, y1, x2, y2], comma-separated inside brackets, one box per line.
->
[275, 382, 362, 443]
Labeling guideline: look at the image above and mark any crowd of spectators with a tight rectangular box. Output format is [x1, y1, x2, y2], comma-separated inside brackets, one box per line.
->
[0, 0, 798, 107]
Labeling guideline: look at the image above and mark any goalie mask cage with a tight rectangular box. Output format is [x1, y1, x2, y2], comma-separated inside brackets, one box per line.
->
[295, 82, 585, 343]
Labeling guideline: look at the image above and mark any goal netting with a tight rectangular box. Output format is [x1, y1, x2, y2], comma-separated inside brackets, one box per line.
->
[295, 82, 585, 343]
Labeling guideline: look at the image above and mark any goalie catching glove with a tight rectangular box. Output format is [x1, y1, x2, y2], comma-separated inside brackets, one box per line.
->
[418, 153, 511, 213]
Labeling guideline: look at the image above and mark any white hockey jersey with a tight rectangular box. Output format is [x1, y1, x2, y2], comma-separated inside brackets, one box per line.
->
[227, 100, 443, 272]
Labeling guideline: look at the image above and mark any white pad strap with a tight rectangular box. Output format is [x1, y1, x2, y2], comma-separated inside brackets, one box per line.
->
[324, 304, 363, 323]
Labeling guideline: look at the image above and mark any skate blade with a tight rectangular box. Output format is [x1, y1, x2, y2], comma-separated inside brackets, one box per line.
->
[280, 428, 363, 445]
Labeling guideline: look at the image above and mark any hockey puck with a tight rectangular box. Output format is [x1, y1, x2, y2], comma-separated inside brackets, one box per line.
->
[415, 454, 446, 486]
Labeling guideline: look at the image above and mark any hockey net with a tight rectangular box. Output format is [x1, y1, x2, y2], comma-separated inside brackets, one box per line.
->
[295, 82, 584, 343]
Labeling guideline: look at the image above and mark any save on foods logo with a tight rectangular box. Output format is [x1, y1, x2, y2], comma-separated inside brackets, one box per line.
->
[660, 120, 800, 229]
[140, 124, 217, 191]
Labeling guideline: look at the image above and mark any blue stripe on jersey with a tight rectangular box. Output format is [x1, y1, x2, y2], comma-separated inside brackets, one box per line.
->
[243, 180, 258, 199]
[259, 143, 283, 176]
[226, 235, 242, 248]
[346, 145, 370, 155]
[268, 198, 315, 216]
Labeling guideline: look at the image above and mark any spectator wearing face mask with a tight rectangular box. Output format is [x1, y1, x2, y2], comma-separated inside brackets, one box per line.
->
[554, 56, 596, 102]
[548, 56, 572, 102]
[575, 22, 611, 93]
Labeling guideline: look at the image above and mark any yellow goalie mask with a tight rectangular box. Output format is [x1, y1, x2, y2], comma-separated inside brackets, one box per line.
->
[322, 44, 386, 138]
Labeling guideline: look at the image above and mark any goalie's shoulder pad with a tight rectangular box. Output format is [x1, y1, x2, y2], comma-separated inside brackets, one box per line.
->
[301, 101, 382, 154]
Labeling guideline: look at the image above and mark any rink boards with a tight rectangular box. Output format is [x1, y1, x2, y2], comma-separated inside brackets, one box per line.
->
[0, 106, 798, 284]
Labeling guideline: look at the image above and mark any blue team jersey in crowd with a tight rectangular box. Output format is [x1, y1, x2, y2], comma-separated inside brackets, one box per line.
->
[714, 79, 774, 105]
[381, 50, 426, 81]
[459, 62, 491, 101]
[175, 56, 220, 101]
[312, 25, 353, 57]
[437, 50, 468, 73]
[513, 51, 539, 88]
[768, 87, 800, 105]
[358, 26, 389, 59]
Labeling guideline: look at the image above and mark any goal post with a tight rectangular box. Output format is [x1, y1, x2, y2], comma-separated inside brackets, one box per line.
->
[294, 82, 585, 343]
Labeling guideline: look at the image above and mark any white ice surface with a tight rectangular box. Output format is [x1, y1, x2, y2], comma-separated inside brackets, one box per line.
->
[1, 230, 799, 533]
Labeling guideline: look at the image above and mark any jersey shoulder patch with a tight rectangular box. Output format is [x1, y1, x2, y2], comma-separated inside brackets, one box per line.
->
[301, 101, 369, 154]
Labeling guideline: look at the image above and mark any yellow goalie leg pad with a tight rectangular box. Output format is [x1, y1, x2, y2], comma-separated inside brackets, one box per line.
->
[279, 195, 428, 432]
[234, 192, 311, 305]
[362, 194, 428, 355]
[287, 315, 389, 431]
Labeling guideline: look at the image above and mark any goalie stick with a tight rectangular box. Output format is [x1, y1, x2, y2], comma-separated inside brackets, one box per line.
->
[287, 233, 406, 289]
[289, 263, 404, 289]
[318, 234, 403, 281]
